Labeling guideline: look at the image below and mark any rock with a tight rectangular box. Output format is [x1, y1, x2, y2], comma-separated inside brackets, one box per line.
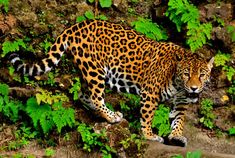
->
[33, 23, 50, 36]
[113, 0, 128, 13]
[93, 119, 130, 148]
[200, 88, 230, 107]
[0, 14, 17, 35]
[211, 25, 235, 50]
[200, 2, 233, 22]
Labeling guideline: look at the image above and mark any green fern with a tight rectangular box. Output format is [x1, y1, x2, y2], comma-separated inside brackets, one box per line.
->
[26, 97, 75, 134]
[0, 83, 23, 122]
[35, 88, 69, 105]
[166, 0, 212, 52]
[214, 52, 231, 67]
[214, 52, 234, 81]
[131, 18, 168, 41]
[69, 77, 81, 101]
[227, 25, 235, 42]
[0, 0, 9, 12]
[1, 39, 27, 57]
[52, 102, 75, 133]
[152, 104, 171, 137]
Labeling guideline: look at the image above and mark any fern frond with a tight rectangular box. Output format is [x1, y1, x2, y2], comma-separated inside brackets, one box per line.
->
[166, 0, 212, 52]
[26, 97, 51, 128]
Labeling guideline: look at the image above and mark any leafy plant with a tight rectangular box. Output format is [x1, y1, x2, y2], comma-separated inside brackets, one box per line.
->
[69, 77, 81, 101]
[119, 134, 143, 151]
[7, 126, 37, 151]
[152, 104, 171, 137]
[199, 99, 215, 129]
[77, 123, 115, 157]
[88, 0, 112, 8]
[214, 51, 235, 81]
[1, 39, 27, 57]
[26, 97, 75, 134]
[227, 25, 235, 42]
[0, 0, 9, 12]
[45, 148, 55, 157]
[39, 39, 52, 53]
[172, 150, 201, 158]
[166, 0, 212, 52]
[214, 52, 231, 67]
[35, 88, 69, 105]
[131, 18, 168, 41]
[228, 127, 235, 136]
[0, 83, 23, 122]
[76, 10, 107, 23]
[122, 93, 141, 107]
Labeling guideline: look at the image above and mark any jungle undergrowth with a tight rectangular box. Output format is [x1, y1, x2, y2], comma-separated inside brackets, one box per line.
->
[199, 99, 215, 129]
[166, 0, 212, 52]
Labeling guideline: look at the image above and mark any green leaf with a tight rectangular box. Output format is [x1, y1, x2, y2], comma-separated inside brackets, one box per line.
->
[229, 127, 235, 135]
[88, 0, 95, 3]
[85, 10, 95, 20]
[26, 97, 51, 128]
[99, 0, 112, 8]
[99, 14, 108, 20]
[0, 0, 9, 12]
[0, 83, 9, 96]
[76, 16, 86, 23]
[40, 112, 54, 134]
[2, 39, 26, 57]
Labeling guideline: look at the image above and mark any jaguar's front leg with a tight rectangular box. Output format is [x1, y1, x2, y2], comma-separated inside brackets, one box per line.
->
[168, 104, 188, 147]
[140, 91, 164, 143]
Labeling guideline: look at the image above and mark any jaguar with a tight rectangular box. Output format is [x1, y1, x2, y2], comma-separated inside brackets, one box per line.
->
[9, 20, 214, 146]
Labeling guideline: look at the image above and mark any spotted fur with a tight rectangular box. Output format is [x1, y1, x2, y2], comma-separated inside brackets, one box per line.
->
[9, 20, 214, 146]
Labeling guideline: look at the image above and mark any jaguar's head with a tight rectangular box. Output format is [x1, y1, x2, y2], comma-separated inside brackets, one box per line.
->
[177, 55, 214, 94]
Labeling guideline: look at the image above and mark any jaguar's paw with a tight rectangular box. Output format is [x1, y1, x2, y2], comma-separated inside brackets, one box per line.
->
[108, 111, 123, 123]
[169, 135, 187, 147]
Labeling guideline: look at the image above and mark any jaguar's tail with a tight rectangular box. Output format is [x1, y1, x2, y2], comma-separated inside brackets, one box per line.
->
[8, 29, 72, 76]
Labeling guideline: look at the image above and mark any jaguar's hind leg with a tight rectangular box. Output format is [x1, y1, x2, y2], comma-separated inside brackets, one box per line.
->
[140, 90, 164, 143]
[80, 66, 123, 123]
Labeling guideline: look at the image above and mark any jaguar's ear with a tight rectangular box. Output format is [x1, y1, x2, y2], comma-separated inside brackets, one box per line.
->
[207, 57, 214, 70]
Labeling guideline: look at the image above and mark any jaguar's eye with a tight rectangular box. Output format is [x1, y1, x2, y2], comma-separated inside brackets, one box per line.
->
[184, 72, 190, 77]
[200, 74, 205, 78]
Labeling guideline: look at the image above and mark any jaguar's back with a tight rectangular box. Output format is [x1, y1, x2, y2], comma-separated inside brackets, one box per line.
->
[9, 20, 214, 145]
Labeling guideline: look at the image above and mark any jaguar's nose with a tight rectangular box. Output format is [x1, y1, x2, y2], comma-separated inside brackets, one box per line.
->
[190, 86, 198, 92]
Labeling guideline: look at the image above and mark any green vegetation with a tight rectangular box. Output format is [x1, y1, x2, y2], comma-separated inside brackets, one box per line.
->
[172, 150, 201, 158]
[0, 0, 9, 12]
[88, 0, 112, 8]
[26, 97, 75, 134]
[119, 134, 143, 151]
[0, 83, 23, 122]
[214, 51, 235, 82]
[227, 25, 235, 42]
[199, 99, 215, 129]
[35, 88, 69, 105]
[4, 126, 37, 151]
[152, 104, 171, 137]
[69, 77, 81, 101]
[44, 148, 55, 157]
[131, 18, 168, 41]
[166, 0, 212, 52]
[2, 39, 26, 57]
[76, 10, 108, 22]
[228, 127, 235, 136]
[77, 123, 115, 157]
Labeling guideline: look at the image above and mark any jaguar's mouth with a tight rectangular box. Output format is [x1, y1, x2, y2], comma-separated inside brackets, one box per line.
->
[186, 92, 199, 99]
